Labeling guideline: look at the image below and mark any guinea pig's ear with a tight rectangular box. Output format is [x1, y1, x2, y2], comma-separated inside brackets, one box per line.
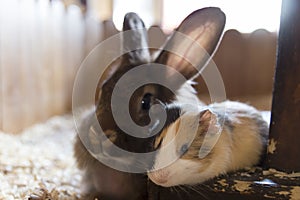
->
[198, 109, 222, 158]
[155, 7, 225, 90]
[199, 109, 219, 132]
[122, 12, 151, 65]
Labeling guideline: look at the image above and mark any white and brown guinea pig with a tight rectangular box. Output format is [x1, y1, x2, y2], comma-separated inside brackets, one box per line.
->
[148, 101, 269, 187]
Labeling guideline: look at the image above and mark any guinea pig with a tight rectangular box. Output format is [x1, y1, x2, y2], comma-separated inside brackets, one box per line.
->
[148, 101, 269, 187]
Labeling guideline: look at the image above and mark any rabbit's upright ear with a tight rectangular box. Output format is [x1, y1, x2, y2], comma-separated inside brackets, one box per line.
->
[122, 13, 150, 64]
[155, 7, 225, 88]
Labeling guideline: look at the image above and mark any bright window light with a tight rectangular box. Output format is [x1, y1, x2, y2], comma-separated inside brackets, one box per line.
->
[162, 0, 282, 33]
[113, 0, 155, 30]
[113, 0, 282, 33]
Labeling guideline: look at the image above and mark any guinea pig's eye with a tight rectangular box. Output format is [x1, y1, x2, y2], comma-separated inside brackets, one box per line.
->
[180, 143, 189, 155]
[141, 93, 153, 110]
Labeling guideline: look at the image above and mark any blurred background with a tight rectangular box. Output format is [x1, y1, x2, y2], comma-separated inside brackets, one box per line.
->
[0, 0, 282, 133]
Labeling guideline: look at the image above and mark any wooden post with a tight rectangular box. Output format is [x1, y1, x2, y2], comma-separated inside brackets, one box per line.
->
[266, 0, 300, 172]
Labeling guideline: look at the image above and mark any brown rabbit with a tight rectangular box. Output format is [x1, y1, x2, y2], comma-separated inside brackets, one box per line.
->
[74, 8, 226, 200]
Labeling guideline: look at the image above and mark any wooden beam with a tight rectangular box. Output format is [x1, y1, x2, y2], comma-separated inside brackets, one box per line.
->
[265, 0, 300, 172]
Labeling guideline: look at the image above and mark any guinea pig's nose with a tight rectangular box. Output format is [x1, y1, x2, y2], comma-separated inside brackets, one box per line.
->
[148, 169, 170, 185]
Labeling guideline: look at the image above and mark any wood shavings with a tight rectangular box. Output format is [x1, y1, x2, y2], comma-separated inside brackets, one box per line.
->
[286, 173, 300, 178]
[0, 115, 83, 200]
[217, 179, 229, 187]
[240, 172, 252, 177]
[291, 186, 300, 200]
[263, 168, 300, 179]
[268, 139, 277, 154]
[233, 180, 251, 192]
[277, 191, 291, 196]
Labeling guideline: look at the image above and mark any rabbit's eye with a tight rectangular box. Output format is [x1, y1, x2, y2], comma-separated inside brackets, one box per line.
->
[141, 93, 153, 110]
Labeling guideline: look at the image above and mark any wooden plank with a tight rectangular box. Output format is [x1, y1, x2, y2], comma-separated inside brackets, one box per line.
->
[265, 0, 300, 172]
